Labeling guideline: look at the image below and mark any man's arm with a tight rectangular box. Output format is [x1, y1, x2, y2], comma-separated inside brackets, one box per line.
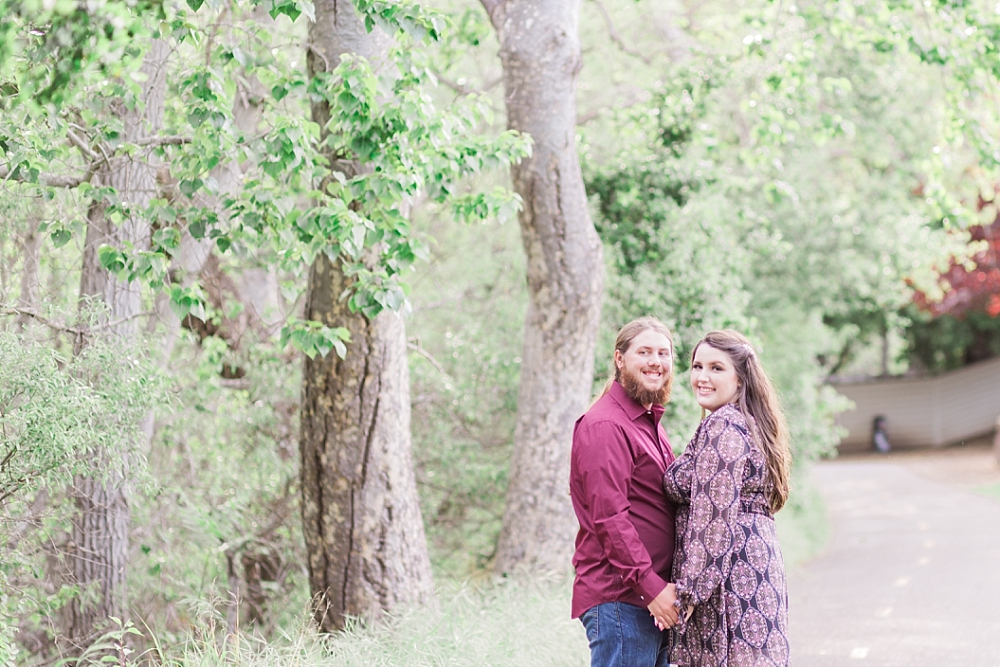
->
[574, 420, 671, 606]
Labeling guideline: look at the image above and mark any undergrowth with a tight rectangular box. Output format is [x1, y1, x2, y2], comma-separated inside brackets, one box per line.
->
[71, 579, 590, 667]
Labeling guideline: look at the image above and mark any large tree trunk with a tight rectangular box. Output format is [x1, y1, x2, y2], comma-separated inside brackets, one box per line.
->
[484, 0, 605, 575]
[66, 40, 168, 648]
[299, 1, 433, 633]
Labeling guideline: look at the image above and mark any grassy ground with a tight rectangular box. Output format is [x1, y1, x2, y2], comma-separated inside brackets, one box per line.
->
[116, 579, 590, 667]
[63, 475, 834, 667]
[128, 503, 829, 667]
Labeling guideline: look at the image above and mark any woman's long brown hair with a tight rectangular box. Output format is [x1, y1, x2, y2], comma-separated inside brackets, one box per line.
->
[694, 330, 792, 513]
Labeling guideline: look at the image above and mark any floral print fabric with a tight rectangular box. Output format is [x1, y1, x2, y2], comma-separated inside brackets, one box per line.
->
[663, 404, 789, 667]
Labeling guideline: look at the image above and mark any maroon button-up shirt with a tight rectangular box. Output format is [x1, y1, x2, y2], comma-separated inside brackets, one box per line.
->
[569, 381, 677, 618]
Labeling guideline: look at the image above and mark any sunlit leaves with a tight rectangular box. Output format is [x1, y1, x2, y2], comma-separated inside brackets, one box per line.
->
[279, 319, 350, 358]
[3, 0, 529, 360]
[354, 0, 447, 43]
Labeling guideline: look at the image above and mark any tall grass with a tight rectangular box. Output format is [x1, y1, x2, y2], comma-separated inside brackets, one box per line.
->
[103, 579, 589, 667]
[67, 484, 829, 667]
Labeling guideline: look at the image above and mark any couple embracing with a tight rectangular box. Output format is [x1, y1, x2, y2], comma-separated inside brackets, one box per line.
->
[570, 317, 791, 667]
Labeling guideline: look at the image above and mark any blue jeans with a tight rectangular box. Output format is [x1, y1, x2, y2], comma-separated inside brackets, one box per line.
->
[580, 601, 672, 667]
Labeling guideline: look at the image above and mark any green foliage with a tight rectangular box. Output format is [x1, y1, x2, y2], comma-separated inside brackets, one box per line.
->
[0, 323, 162, 663]
[582, 0, 961, 452]
[902, 305, 1000, 372]
[0, 0, 163, 106]
[279, 319, 350, 359]
[3, 0, 529, 361]
[407, 208, 525, 575]
[131, 331, 307, 643]
[0, 327, 159, 509]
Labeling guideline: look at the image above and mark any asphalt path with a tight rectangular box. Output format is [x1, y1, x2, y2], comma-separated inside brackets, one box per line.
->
[788, 446, 1000, 666]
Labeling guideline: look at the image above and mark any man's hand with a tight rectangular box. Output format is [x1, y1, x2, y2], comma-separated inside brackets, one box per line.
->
[647, 583, 679, 631]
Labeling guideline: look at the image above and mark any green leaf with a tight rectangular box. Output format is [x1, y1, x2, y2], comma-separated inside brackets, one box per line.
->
[97, 245, 126, 273]
[189, 219, 206, 239]
[50, 229, 71, 248]
[179, 179, 204, 197]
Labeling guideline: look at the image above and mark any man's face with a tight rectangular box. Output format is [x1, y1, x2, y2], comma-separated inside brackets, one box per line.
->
[615, 329, 673, 407]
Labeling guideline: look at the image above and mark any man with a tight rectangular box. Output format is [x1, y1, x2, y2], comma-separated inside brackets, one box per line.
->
[570, 317, 680, 667]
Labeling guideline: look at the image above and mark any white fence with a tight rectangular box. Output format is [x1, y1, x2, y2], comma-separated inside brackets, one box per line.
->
[831, 357, 1000, 451]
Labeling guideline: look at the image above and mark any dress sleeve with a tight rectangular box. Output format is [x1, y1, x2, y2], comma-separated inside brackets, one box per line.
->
[574, 420, 669, 603]
[673, 413, 751, 612]
[663, 422, 702, 504]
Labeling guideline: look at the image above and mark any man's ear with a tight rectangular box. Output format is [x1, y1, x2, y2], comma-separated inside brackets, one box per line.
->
[614, 350, 623, 369]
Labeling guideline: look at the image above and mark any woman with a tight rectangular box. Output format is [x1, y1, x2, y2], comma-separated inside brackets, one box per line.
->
[662, 330, 792, 667]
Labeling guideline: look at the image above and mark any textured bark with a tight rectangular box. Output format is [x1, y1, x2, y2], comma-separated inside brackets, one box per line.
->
[486, 0, 605, 574]
[15, 212, 42, 333]
[299, 0, 433, 633]
[66, 40, 168, 648]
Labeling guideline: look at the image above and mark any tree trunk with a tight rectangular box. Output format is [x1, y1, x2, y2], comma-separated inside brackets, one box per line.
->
[484, 0, 605, 575]
[66, 39, 168, 648]
[299, 1, 433, 633]
[15, 211, 42, 334]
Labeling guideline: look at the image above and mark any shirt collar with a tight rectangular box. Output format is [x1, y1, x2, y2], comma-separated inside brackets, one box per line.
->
[609, 381, 665, 424]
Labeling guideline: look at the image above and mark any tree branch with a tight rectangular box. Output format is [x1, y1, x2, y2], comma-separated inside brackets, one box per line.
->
[1, 307, 154, 336]
[433, 71, 503, 96]
[407, 340, 447, 375]
[66, 128, 100, 161]
[0, 166, 89, 188]
[588, 0, 654, 64]
[132, 135, 192, 147]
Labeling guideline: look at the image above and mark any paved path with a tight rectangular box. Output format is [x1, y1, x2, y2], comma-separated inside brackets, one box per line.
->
[788, 446, 1000, 666]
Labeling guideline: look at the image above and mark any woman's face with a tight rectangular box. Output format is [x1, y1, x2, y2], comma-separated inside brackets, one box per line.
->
[690, 343, 740, 412]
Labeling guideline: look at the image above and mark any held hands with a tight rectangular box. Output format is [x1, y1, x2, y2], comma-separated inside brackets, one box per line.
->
[647, 583, 679, 631]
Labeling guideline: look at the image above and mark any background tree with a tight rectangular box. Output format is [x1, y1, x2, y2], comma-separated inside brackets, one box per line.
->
[907, 205, 1000, 371]
[298, 0, 434, 631]
[480, 0, 605, 575]
[5, 0, 1000, 662]
[63, 37, 169, 647]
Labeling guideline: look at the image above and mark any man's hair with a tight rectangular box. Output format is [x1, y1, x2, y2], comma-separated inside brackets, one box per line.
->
[595, 317, 675, 403]
[693, 330, 792, 513]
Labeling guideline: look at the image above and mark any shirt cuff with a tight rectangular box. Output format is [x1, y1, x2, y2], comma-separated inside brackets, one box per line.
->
[636, 570, 669, 605]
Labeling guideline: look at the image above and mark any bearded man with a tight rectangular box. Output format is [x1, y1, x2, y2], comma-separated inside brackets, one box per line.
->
[570, 316, 680, 667]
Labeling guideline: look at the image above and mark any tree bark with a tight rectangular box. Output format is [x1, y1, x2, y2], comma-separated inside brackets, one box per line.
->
[485, 0, 605, 575]
[66, 39, 168, 648]
[15, 211, 42, 334]
[299, 0, 433, 633]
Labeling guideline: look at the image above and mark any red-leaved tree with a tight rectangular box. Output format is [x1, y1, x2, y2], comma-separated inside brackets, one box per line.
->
[913, 200, 1000, 318]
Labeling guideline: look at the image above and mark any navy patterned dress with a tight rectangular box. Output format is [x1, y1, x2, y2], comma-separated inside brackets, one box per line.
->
[662, 403, 790, 667]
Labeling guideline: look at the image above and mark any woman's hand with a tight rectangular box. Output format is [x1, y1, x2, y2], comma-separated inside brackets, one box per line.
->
[648, 583, 679, 630]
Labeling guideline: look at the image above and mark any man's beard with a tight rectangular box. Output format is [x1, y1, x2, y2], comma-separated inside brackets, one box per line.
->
[620, 365, 672, 406]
